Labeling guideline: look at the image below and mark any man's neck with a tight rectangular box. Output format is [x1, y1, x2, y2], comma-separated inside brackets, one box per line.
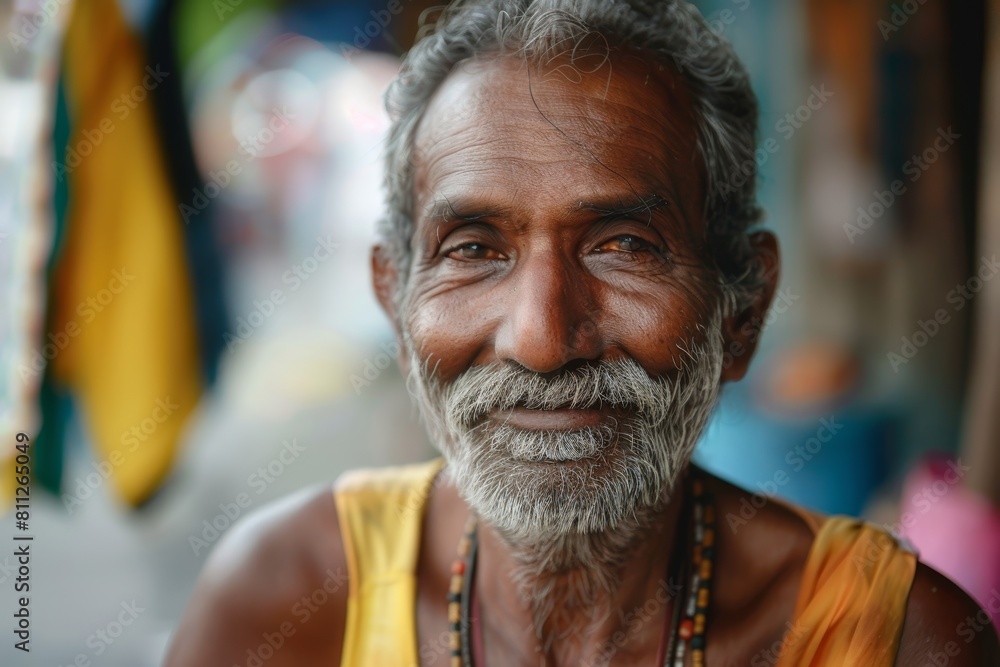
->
[474, 488, 687, 666]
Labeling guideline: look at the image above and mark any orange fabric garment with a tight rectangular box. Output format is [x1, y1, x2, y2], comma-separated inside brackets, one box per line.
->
[334, 459, 916, 666]
[773, 511, 917, 666]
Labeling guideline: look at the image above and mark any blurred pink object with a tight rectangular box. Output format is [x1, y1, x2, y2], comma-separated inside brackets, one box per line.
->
[900, 454, 1000, 622]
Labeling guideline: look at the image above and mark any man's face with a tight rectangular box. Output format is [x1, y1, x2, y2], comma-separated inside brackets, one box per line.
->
[396, 53, 729, 540]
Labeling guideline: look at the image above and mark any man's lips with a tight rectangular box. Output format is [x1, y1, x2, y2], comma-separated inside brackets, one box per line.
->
[488, 405, 612, 430]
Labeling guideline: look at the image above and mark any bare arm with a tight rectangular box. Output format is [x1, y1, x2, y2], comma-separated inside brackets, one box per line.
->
[896, 563, 1000, 666]
[163, 486, 348, 667]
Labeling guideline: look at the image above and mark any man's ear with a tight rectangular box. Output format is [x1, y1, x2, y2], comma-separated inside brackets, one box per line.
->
[720, 231, 780, 383]
[371, 244, 410, 376]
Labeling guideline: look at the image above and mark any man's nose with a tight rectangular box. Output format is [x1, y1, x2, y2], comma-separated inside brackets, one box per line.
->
[493, 253, 603, 373]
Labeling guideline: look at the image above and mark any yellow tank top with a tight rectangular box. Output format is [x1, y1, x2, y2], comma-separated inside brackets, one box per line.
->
[333, 459, 916, 666]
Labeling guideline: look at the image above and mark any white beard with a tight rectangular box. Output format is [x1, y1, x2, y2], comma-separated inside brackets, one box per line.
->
[405, 311, 726, 643]
[406, 311, 725, 546]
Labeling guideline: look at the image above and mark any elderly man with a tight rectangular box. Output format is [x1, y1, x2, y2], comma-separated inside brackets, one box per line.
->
[166, 1, 1000, 665]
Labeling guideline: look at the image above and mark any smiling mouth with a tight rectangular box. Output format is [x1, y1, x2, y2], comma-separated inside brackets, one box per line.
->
[488, 405, 613, 430]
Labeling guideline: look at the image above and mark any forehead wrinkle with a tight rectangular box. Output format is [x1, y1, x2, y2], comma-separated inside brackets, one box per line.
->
[419, 133, 689, 221]
[414, 154, 558, 222]
[414, 121, 584, 218]
[533, 98, 699, 183]
[525, 53, 698, 135]
[412, 53, 704, 234]
[419, 112, 588, 169]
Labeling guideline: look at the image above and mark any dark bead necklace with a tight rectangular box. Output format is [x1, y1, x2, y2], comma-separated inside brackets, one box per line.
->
[447, 471, 716, 666]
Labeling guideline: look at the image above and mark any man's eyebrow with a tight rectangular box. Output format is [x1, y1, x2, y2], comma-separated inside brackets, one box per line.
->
[573, 194, 671, 222]
[422, 198, 510, 224]
[420, 193, 671, 227]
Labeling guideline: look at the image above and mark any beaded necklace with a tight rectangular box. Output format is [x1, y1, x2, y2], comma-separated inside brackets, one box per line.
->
[448, 470, 716, 667]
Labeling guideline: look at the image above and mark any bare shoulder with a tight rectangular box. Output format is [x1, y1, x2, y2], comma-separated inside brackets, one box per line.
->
[708, 468, 816, 581]
[163, 485, 349, 667]
[895, 562, 1000, 666]
[704, 469, 816, 662]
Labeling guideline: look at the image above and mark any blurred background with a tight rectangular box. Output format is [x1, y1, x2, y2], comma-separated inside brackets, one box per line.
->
[0, 0, 998, 664]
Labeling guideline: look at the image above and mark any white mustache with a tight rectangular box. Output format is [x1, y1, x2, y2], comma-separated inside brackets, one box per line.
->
[440, 358, 677, 431]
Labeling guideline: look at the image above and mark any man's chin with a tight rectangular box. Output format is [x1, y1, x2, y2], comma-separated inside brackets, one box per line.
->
[446, 442, 675, 539]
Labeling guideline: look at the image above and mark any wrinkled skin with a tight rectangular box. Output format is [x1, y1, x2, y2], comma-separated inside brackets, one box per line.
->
[164, 52, 1000, 667]
[400, 55, 723, 389]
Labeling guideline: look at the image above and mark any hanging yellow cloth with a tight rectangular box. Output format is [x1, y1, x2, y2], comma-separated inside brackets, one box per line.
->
[48, 0, 201, 506]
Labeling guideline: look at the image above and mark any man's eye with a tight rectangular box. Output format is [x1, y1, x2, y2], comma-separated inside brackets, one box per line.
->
[593, 235, 662, 255]
[446, 243, 504, 261]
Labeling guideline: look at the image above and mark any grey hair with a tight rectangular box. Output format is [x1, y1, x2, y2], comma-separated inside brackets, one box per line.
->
[380, 0, 765, 316]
